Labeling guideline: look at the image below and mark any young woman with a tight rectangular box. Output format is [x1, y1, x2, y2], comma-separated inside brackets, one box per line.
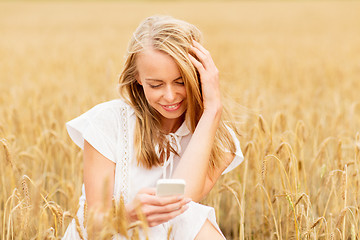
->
[63, 15, 243, 239]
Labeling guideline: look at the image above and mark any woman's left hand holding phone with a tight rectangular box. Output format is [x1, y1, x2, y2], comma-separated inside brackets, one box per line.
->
[125, 188, 191, 227]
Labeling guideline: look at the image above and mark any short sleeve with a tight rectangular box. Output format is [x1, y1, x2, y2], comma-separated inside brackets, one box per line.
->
[221, 126, 244, 175]
[66, 102, 122, 164]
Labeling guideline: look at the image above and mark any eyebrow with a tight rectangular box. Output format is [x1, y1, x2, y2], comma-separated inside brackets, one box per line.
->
[145, 76, 182, 82]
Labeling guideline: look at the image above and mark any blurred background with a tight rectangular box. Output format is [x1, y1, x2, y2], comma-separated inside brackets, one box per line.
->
[1, 1, 360, 239]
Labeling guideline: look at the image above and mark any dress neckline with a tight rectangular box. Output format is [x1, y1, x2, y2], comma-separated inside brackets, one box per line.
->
[165, 120, 191, 137]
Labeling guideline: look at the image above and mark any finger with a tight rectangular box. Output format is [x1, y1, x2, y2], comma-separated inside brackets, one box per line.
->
[189, 45, 207, 64]
[191, 40, 217, 68]
[158, 197, 191, 213]
[141, 193, 185, 207]
[143, 198, 191, 216]
[192, 40, 209, 56]
[147, 204, 190, 227]
[138, 188, 156, 195]
[188, 53, 205, 74]
[189, 45, 214, 70]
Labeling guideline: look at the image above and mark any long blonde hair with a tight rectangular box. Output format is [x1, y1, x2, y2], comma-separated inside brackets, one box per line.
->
[119, 15, 236, 174]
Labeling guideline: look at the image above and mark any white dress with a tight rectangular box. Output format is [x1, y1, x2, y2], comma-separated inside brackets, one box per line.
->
[62, 99, 243, 240]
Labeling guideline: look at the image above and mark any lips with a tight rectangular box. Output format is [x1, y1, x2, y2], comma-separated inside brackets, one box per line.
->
[161, 101, 182, 111]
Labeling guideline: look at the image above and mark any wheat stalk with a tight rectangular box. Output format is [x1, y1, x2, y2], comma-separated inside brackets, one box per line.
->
[305, 217, 326, 236]
[261, 156, 267, 185]
[337, 140, 343, 169]
[258, 114, 269, 135]
[74, 215, 85, 240]
[335, 208, 347, 230]
[19, 175, 31, 238]
[1, 139, 16, 171]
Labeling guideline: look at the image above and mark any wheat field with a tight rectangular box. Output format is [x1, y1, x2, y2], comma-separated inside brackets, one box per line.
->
[1, 1, 360, 239]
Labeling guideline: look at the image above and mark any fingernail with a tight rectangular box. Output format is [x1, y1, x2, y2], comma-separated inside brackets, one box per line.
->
[177, 195, 184, 200]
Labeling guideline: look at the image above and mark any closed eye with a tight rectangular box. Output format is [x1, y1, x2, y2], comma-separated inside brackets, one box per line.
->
[149, 84, 162, 88]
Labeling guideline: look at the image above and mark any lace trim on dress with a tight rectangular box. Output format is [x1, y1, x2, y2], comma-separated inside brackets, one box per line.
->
[114, 105, 130, 203]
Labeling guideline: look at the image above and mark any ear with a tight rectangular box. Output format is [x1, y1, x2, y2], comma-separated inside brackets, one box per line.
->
[135, 73, 142, 85]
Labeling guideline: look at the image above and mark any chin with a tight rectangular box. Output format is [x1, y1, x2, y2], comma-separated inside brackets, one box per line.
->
[157, 107, 187, 122]
[160, 110, 185, 120]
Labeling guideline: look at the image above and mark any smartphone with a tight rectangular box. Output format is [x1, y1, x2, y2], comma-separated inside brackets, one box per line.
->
[156, 179, 186, 197]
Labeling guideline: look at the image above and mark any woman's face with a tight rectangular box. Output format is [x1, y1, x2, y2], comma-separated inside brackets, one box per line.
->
[136, 48, 187, 130]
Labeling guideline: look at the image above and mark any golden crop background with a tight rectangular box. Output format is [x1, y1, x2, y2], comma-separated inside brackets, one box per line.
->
[1, 1, 360, 239]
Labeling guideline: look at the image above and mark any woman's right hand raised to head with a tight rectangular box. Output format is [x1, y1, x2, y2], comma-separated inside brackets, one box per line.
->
[125, 188, 191, 227]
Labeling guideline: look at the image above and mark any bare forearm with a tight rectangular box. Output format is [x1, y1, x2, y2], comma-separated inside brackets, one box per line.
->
[172, 108, 222, 200]
[85, 209, 106, 239]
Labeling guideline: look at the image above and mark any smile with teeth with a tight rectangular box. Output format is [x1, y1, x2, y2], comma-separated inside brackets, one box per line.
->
[166, 103, 179, 109]
[161, 101, 182, 111]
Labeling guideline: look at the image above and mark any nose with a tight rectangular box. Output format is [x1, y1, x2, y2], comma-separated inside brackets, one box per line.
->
[163, 85, 176, 103]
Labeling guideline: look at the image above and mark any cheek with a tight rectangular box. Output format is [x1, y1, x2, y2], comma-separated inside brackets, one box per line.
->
[181, 88, 187, 98]
[142, 88, 158, 103]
